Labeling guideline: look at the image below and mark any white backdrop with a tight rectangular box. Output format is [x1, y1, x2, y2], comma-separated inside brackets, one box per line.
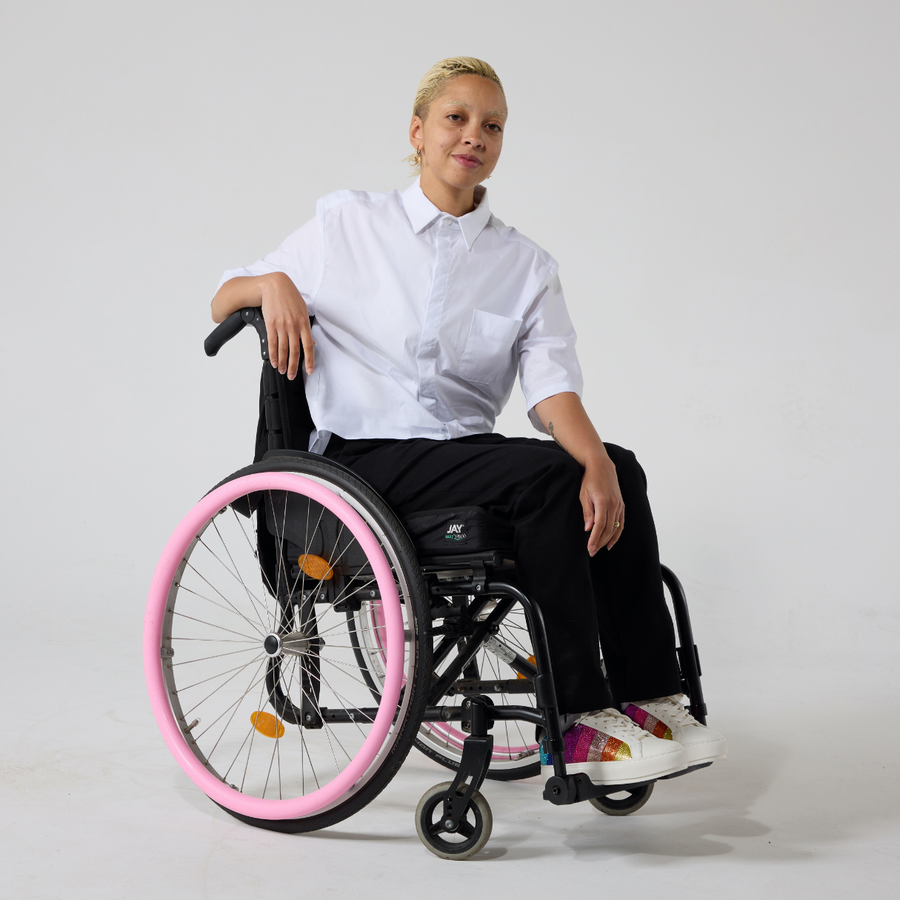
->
[2, 1, 898, 895]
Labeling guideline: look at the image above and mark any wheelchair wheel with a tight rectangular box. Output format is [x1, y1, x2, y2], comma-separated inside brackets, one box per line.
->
[144, 456, 430, 832]
[588, 782, 654, 816]
[414, 602, 541, 781]
[415, 782, 493, 860]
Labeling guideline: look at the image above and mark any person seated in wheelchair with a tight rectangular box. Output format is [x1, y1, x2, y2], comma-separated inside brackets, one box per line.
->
[211, 56, 726, 788]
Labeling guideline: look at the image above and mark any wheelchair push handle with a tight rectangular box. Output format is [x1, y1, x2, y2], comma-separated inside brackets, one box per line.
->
[204, 308, 318, 363]
[204, 308, 271, 361]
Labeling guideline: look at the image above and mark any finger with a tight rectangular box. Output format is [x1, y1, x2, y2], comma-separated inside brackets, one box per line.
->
[286, 329, 300, 381]
[266, 322, 278, 368]
[300, 322, 316, 374]
[581, 493, 594, 533]
[586, 496, 611, 555]
[277, 324, 290, 374]
[588, 516, 606, 556]
[594, 508, 617, 555]
[605, 507, 625, 550]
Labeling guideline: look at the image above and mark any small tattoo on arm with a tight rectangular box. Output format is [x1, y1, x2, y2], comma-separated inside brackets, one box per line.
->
[548, 420, 572, 456]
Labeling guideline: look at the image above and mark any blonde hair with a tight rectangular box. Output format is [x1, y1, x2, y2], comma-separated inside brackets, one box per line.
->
[405, 57, 505, 173]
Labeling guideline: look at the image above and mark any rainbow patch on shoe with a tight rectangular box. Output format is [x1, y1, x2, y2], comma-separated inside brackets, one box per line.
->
[566, 723, 632, 762]
[623, 704, 673, 740]
[540, 739, 551, 766]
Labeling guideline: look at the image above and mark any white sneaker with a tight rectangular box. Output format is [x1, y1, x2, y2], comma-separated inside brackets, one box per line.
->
[622, 694, 727, 766]
[541, 708, 689, 786]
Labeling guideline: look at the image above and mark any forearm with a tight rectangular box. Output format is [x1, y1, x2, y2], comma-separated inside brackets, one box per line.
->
[533, 392, 610, 469]
[534, 391, 624, 553]
[211, 273, 289, 323]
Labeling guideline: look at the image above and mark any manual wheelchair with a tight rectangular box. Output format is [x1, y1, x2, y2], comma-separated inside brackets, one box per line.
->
[143, 308, 710, 859]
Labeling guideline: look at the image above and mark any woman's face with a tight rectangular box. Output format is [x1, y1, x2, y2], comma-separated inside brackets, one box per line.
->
[410, 74, 508, 198]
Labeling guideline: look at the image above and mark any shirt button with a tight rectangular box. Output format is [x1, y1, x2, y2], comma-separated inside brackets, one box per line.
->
[443, 218, 452, 227]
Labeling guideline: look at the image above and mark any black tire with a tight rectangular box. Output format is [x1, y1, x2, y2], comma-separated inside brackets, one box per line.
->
[588, 782, 654, 816]
[415, 782, 493, 860]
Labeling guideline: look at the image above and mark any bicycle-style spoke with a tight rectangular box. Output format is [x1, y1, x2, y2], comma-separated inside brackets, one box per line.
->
[316, 613, 386, 642]
[172, 645, 260, 668]
[318, 651, 387, 691]
[316, 668, 377, 745]
[231, 503, 281, 606]
[207, 518, 271, 633]
[177, 656, 264, 694]
[185, 654, 268, 721]
[170, 635, 258, 645]
[238, 667, 274, 794]
[182, 558, 268, 639]
[484, 652, 526, 758]
[171, 609, 259, 642]
[177, 581, 267, 635]
[203, 658, 269, 755]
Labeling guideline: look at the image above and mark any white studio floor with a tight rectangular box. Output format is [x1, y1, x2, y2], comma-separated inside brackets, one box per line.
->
[3, 618, 897, 900]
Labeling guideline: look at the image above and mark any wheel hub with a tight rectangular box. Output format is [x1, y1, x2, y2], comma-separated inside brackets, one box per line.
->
[263, 631, 324, 658]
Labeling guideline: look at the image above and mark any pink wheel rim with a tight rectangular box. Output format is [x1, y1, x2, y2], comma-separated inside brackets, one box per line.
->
[143, 472, 404, 820]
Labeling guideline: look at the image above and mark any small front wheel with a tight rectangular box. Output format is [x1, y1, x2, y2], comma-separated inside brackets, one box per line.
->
[415, 782, 493, 860]
[588, 781, 654, 816]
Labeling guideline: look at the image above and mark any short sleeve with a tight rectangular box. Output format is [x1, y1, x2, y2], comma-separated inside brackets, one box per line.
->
[216, 213, 325, 315]
[517, 269, 584, 435]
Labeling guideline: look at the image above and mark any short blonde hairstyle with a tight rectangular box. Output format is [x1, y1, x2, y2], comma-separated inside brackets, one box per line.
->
[405, 57, 505, 173]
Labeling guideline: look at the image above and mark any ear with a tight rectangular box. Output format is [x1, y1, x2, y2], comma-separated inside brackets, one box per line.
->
[409, 114, 424, 150]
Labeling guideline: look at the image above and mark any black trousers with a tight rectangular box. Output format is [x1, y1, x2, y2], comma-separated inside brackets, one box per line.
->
[325, 433, 682, 715]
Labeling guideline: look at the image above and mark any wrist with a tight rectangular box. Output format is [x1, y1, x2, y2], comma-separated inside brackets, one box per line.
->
[583, 446, 612, 472]
[258, 271, 283, 298]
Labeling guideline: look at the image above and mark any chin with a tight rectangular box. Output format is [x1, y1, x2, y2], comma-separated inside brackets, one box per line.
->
[448, 170, 483, 188]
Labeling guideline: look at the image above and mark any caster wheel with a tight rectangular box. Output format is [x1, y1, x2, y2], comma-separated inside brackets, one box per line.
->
[588, 781, 654, 816]
[415, 782, 493, 859]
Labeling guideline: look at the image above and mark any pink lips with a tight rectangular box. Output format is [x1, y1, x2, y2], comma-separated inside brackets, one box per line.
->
[453, 155, 481, 169]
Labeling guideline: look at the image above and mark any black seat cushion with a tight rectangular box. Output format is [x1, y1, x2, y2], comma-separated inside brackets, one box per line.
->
[402, 507, 514, 556]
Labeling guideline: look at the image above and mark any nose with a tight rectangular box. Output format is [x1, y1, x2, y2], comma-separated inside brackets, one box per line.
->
[462, 122, 485, 150]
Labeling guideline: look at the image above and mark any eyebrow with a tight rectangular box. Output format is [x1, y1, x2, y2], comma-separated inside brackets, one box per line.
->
[443, 100, 508, 119]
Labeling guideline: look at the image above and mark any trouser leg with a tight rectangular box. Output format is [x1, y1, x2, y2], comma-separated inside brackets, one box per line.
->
[591, 444, 682, 702]
[325, 434, 680, 714]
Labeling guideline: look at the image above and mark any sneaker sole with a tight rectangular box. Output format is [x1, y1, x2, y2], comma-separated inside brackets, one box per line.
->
[680, 737, 728, 767]
[542, 745, 689, 787]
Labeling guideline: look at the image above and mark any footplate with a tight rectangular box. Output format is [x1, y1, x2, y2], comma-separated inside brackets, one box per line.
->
[543, 773, 655, 806]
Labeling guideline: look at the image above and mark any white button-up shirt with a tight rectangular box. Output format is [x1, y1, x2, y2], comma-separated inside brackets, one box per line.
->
[218, 177, 583, 452]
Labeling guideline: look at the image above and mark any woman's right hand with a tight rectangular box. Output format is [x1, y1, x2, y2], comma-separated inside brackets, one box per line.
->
[259, 272, 316, 379]
[211, 272, 315, 379]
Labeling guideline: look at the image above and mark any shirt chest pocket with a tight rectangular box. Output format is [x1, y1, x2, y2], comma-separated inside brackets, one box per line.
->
[457, 310, 523, 385]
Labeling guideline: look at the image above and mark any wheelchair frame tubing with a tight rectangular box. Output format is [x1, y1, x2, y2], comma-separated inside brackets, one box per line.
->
[661, 564, 707, 724]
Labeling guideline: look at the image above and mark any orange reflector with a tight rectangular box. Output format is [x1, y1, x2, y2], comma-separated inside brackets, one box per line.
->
[298, 554, 334, 581]
[250, 711, 285, 739]
[517, 655, 537, 680]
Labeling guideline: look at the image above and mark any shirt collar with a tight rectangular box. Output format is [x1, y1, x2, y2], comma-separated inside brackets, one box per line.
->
[401, 177, 492, 251]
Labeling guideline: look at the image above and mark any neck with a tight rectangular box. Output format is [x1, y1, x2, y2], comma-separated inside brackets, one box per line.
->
[419, 170, 479, 217]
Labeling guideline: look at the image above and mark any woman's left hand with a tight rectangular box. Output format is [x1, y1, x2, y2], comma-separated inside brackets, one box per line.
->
[533, 392, 625, 554]
[580, 455, 625, 555]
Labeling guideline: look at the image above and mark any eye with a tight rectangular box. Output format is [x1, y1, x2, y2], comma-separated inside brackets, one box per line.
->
[447, 114, 463, 122]
[487, 123, 503, 133]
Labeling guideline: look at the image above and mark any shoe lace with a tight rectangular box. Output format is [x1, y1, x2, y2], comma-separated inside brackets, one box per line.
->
[581, 708, 658, 743]
[647, 695, 699, 727]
